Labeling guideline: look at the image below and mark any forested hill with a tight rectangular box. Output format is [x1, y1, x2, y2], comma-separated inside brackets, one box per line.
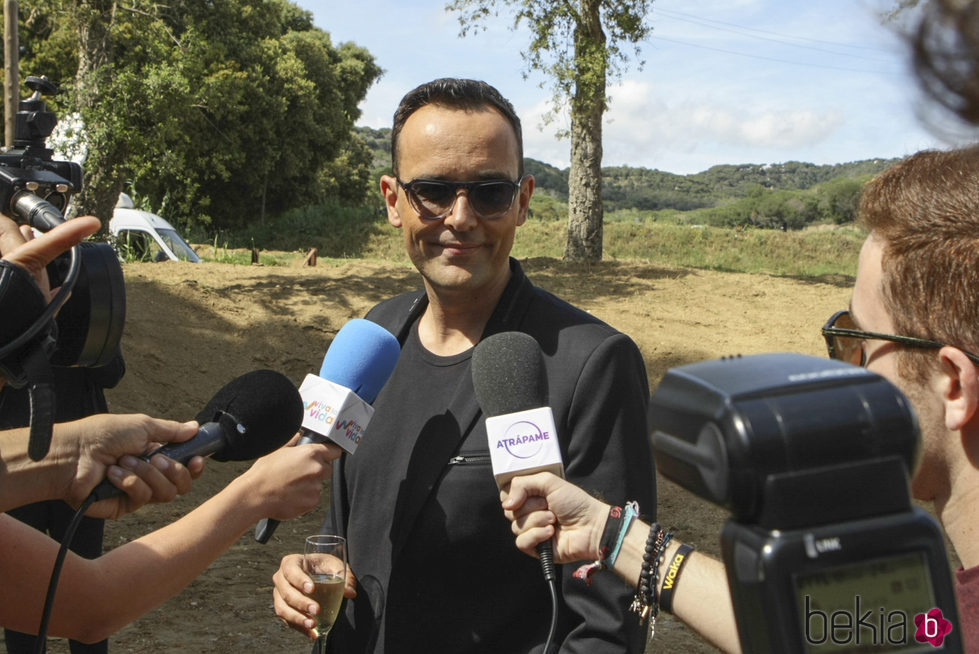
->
[356, 126, 898, 224]
[524, 157, 898, 211]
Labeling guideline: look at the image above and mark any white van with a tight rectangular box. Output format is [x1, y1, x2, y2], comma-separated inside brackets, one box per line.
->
[109, 193, 200, 262]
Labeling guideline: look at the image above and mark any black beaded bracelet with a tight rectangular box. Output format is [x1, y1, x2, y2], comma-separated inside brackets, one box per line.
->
[649, 531, 674, 617]
[630, 522, 662, 624]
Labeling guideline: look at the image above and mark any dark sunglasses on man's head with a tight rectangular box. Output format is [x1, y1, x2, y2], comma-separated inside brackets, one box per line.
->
[821, 309, 979, 367]
[397, 177, 525, 221]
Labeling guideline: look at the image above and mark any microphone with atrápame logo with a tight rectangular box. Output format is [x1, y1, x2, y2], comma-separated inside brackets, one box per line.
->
[472, 331, 564, 582]
[87, 369, 304, 503]
[254, 318, 401, 543]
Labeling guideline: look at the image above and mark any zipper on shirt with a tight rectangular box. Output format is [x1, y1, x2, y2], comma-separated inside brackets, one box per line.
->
[448, 453, 491, 466]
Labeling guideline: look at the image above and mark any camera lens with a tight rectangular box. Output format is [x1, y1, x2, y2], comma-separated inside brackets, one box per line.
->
[50, 242, 126, 367]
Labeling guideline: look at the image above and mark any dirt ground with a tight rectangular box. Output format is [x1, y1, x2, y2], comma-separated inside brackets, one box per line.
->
[30, 254, 856, 653]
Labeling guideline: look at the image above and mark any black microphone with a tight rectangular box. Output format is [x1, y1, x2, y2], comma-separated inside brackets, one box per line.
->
[87, 369, 303, 502]
[472, 331, 564, 582]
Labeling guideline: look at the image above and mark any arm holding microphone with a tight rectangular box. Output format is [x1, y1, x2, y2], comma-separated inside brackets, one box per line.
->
[502, 472, 741, 654]
[0, 369, 340, 642]
[0, 413, 204, 517]
[0, 435, 339, 643]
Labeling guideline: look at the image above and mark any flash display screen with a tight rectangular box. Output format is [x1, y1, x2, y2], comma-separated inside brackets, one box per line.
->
[793, 551, 941, 652]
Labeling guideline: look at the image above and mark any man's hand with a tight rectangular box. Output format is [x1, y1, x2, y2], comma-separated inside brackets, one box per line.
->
[273, 552, 358, 640]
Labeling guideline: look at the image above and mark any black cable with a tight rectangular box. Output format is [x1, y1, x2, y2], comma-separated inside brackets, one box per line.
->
[32, 492, 97, 654]
[537, 541, 560, 654]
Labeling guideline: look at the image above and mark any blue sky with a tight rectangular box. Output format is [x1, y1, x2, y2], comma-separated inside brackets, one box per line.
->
[295, 0, 968, 175]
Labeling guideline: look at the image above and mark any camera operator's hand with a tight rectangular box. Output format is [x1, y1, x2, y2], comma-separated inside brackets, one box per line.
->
[0, 214, 100, 301]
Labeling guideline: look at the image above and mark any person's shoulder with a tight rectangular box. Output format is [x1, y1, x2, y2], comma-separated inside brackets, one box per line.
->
[528, 285, 619, 336]
[364, 290, 426, 332]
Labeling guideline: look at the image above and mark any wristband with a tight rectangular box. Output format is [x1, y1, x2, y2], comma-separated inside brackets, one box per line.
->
[659, 543, 694, 614]
[606, 501, 639, 569]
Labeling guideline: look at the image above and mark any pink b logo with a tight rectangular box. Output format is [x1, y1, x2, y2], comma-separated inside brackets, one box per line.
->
[914, 608, 952, 647]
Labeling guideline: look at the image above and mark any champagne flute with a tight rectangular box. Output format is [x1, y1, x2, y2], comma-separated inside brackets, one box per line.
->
[304, 535, 347, 647]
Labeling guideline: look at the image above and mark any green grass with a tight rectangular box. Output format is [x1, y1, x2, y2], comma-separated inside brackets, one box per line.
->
[203, 201, 865, 279]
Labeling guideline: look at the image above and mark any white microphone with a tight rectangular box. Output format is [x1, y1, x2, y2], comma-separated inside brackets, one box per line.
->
[254, 319, 400, 543]
[296, 318, 400, 453]
[472, 331, 564, 580]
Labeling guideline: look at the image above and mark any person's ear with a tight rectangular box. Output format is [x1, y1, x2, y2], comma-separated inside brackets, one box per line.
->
[938, 346, 979, 431]
[379, 175, 402, 228]
[515, 175, 535, 227]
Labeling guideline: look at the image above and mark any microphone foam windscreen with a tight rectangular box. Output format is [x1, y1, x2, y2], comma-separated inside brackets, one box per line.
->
[319, 318, 401, 403]
[471, 331, 548, 417]
[195, 369, 303, 462]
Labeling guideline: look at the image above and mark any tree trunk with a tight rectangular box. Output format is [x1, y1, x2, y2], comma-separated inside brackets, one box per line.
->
[71, 0, 121, 226]
[563, 0, 606, 263]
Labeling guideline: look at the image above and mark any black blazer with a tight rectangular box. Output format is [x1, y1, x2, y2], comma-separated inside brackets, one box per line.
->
[324, 259, 656, 653]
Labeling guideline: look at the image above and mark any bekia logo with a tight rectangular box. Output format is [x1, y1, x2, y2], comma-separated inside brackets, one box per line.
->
[914, 608, 953, 647]
[805, 597, 953, 649]
[497, 420, 550, 459]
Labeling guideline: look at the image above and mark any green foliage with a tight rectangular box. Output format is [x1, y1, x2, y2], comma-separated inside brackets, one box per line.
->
[212, 201, 406, 263]
[16, 0, 381, 234]
[200, 237, 289, 266]
[523, 157, 888, 229]
[447, 0, 652, 126]
[227, 200, 862, 278]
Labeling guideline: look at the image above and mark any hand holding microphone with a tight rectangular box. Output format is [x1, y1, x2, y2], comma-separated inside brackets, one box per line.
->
[255, 319, 400, 543]
[86, 368, 304, 504]
[472, 331, 564, 582]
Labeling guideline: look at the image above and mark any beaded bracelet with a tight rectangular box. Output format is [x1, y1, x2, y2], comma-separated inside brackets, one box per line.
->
[629, 522, 662, 624]
[659, 543, 694, 614]
[649, 531, 674, 620]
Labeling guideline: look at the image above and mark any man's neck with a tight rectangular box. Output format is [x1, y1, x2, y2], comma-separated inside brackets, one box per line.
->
[417, 273, 510, 357]
[936, 446, 979, 569]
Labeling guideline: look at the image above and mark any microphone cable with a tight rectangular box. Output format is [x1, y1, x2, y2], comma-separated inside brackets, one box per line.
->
[32, 492, 97, 654]
[538, 541, 559, 654]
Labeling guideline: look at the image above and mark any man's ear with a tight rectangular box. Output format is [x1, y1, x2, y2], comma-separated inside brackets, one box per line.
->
[938, 346, 979, 431]
[515, 175, 535, 227]
[379, 175, 402, 228]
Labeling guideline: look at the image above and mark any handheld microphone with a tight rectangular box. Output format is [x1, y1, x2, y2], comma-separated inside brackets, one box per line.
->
[87, 369, 303, 503]
[472, 331, 564, 582]
[254, 318, 400, 543]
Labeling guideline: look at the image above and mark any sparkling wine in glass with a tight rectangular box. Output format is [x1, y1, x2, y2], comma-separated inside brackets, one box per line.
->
[304, 535, 347, 644]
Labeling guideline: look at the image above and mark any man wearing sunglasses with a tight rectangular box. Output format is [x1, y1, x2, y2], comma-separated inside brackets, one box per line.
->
[272, 78, 655, 653]
[821, 145, 979, 648]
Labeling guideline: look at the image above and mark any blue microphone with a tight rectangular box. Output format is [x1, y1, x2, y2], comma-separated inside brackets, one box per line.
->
[254, 318, 400, 543]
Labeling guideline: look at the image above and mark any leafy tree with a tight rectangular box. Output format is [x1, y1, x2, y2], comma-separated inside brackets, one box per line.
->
[14, 0, 381, 233]
[447, 0, 653, 262]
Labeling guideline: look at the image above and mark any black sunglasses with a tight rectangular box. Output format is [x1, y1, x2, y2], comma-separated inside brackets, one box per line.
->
[397, 177, 525, 221]
[822, 310, 979, 367]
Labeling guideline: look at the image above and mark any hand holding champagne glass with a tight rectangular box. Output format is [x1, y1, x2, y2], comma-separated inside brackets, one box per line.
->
[304, 535, 347, 644]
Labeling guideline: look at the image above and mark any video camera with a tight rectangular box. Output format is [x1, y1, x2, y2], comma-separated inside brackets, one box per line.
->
[649, 353, 962, 653]
[0, 75, 126, 460]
